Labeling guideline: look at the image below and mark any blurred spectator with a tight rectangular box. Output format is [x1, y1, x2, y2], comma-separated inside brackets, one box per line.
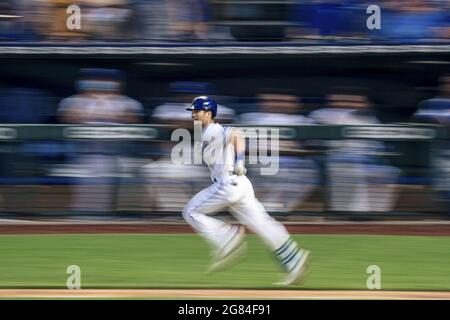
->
[289, 0, 361, 40]
[413, 75, 450, 124]
[141, 141, 210, 212]
[0, 0, 42, 41]
[8, 0, 136, 41]
[82, 0, 135, 41]
[413, 74, 450, 213]
[165, 0, 211, 40]
[379, 0, 450, 42]
[287, 0, 450, 42]
[152, 81, 236, 128]
[239, 88, 320, 212]
[238, 88, 315, 125]
[58, 68, 144, 213]
[0, 1, 20, 41]
[59, 68, 143, 124]
[133, 0, 170, 41]
[310, 87, 400, 213]
[29, 0, 86, 41]
[0, 86, 54, 123]
[1, 0, 449, 43]
[0, 86, 55, 178]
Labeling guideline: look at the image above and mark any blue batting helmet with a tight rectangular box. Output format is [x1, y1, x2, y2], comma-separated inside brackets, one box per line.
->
[186, 96, 217, 118]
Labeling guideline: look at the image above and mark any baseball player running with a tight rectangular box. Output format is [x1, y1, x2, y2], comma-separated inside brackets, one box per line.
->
[182, 96, 310, 285]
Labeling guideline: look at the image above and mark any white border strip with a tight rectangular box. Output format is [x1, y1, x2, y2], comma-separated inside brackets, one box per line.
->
[0, 289, 448, 299]
[0, 45, 449, 55]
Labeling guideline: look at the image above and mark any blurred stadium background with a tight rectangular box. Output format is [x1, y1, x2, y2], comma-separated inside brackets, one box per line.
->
[0, 0, 449, 220]
[1, 0, 450, 296]
[1, 0, 449, 43]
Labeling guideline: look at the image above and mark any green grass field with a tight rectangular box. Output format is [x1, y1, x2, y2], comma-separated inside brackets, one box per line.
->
[0, 233, 449, 291]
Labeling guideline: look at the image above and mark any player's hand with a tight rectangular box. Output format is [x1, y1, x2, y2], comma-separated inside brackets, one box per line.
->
[234, 160, 247, 176]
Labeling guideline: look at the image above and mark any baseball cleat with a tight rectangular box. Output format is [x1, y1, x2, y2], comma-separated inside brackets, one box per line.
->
[273, 250, 311, 286]
[206, 225, 247, 273]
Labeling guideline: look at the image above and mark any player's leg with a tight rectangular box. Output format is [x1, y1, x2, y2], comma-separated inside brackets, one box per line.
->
[229, 177, 310, 285]
[182, 182, 246, 265]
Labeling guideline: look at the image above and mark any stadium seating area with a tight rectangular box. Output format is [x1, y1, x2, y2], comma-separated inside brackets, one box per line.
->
[0, 0, 448, 43]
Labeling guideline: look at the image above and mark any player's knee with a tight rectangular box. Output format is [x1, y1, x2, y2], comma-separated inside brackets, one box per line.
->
[182, 206, 196, 224]
[181, 207, 190, 220]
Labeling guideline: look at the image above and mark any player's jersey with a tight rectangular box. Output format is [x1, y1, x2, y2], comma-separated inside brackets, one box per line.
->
[201, 123, 235, 182]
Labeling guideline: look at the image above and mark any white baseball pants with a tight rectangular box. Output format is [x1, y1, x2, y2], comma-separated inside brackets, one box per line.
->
[182, 175, 291, 252]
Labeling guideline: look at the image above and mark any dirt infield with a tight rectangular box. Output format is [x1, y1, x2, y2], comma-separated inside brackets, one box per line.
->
[0, 289, 449, 299]
[1, 222, 450, 236]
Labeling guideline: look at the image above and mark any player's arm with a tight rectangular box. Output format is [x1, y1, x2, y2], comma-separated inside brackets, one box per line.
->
[230, 128, 247, 176]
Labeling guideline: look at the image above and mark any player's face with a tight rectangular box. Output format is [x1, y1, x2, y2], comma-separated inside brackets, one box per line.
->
[191, 110, 208, 123]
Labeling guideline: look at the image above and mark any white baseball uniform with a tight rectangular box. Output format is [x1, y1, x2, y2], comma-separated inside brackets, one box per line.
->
[182, 122, 303, 272]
